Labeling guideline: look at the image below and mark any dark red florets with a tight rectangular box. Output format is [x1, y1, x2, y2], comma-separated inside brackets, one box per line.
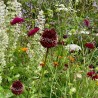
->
[57, 40, 65, 45]
[84, 19, 90, 27]
[10, 17, 24, 25]
[28, 27, 40, 37]
[10, 80, 24, 95]
[85, 42, 95, 49]
[63, 34, 68, 39]
[87, 71, 98, 80]
[87, 71, 96, 77]
[89, 64, 95, 69]
[40, 28, 58, 48]
[92, 74, 98, 80]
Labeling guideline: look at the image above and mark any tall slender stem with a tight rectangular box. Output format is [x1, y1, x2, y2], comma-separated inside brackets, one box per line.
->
[44, 48, 49, 65]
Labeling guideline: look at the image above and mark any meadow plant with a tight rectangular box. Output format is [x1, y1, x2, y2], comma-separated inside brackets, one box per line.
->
[0, 0, 98, 98]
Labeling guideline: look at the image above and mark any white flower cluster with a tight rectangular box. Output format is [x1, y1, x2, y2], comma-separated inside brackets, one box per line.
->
[93, 1, 98, 8]
[55, 4, 77, 12]
[26, 43, 34, 60]
[69, 87, 76, 94]
[55, 4, 69, 12]
[32, 10, 46, 63]
[65, 44, 81, 52]
[0, 0, 8, 67]
[35, 10, 45, 33]
[6, 0, 22, 17]
[0, 1, 6, 23]
[80, 30, 90, 34]
[6, 0, 22, 49]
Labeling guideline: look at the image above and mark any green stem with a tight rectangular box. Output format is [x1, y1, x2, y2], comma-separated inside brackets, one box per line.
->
[38, 48, 49, 98]
[44, 48, 49, 65]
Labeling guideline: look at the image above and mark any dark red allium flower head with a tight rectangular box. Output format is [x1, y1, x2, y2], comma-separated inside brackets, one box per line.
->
[40, 28, 58, 48]
[85, 42, 95, 49]
[10, 17, 24, 25]
[92, 74, 98, 80]
[57, 40, 65, 45]
[63, 34, 68, 39]
[64, 64, 68, 68]
[89, 64, 95, 69]
[28, 27, 40, 37]
[84, 19, 90, 27]
[10, 80, 24, 95]
[87, 71, 95, 78]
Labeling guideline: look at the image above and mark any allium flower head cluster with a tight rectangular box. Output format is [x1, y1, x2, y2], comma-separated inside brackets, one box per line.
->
[85, 42, 95, 49]
[87, 71, 98, 80]
[84, 19, 90, 27]
[10, 80, 24, 95]
[40, 28, 58, 48]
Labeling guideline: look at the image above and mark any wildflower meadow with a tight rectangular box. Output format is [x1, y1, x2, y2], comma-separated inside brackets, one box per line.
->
[0, 0, 98, 98]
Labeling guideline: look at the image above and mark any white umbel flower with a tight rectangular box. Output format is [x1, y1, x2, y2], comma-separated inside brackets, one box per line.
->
[65, 44, 81, 51]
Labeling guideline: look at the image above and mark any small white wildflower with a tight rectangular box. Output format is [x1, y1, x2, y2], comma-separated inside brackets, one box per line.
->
[65, 44, 81, 51]
[70, 87, 76, 94]
[0, 76, 2, 84]
[95, 33, 98, 36]
[92, 1, 98, 7]
[75, 73, 82, 79]
[59, 4, 65, 8]
[80, 30, 90, 34]
[26, 43, 34, 59]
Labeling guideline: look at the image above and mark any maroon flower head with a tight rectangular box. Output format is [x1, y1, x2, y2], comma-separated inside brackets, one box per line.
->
[64, 64, 68, 68]
[87, 71, 95, 77]
[84, 19, 90, 27]
[10, 80, 24, 95]
[92, 74, 98, 80]
[63, 34, 68, 39]
[57, 40, 65, 45]
[10, 17, 24, 25]
[28, 27, 40, 37]
[40, 28, 58, 48]
[85, 42, 95, 49]
[89, 64, 95, 69]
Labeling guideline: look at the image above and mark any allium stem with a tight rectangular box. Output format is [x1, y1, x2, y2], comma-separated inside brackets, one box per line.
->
[44, 48, 49, 65]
